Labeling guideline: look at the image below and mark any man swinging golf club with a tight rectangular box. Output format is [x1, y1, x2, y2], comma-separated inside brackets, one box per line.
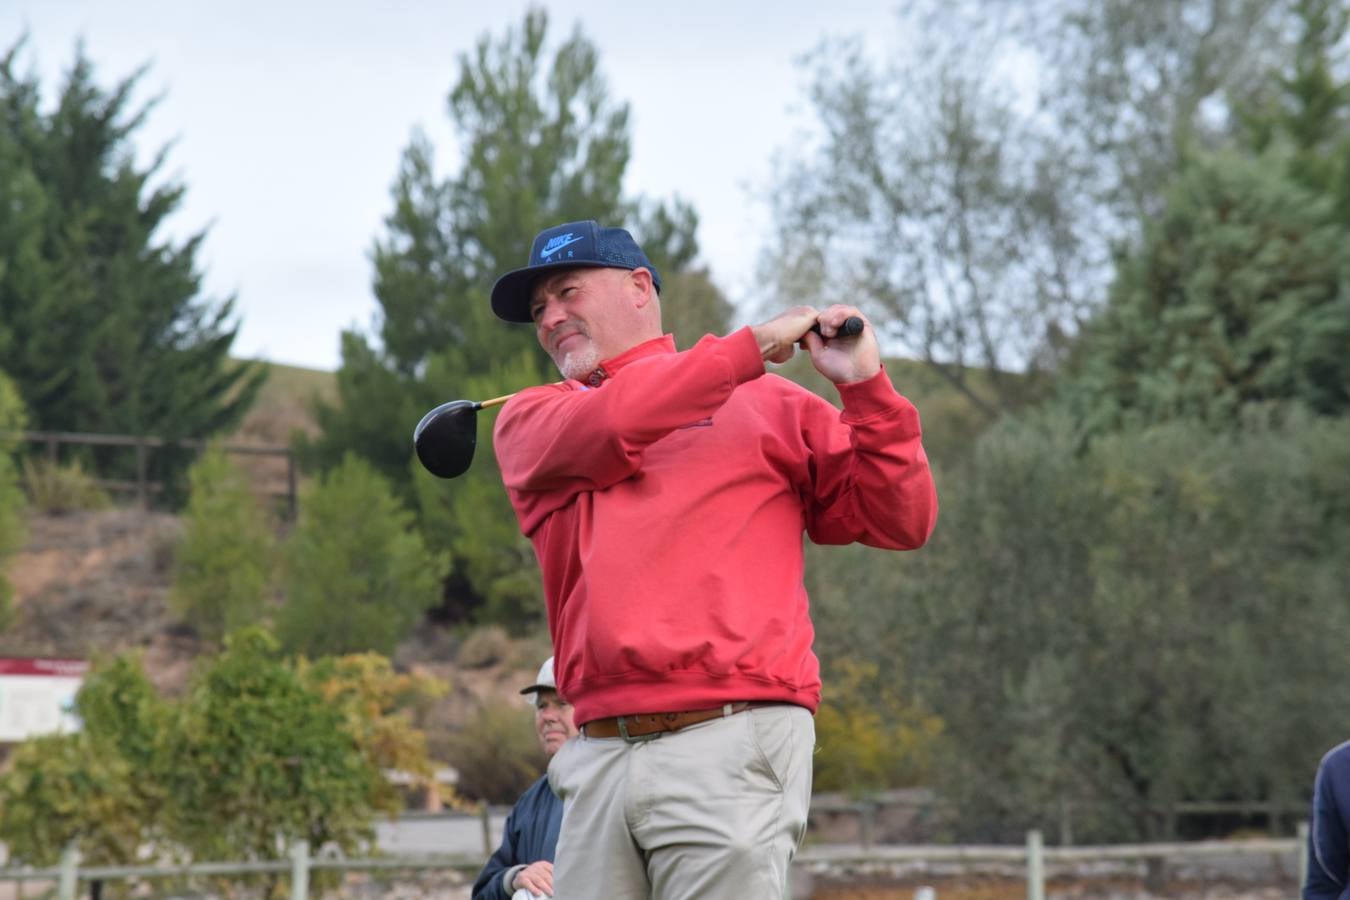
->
[488, 219, 939, 900]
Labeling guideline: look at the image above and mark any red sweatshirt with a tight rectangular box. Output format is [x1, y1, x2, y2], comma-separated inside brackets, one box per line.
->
[493, 327, 937, 726]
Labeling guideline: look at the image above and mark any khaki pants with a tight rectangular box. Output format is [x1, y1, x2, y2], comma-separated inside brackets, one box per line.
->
[547, 704, 814, 900]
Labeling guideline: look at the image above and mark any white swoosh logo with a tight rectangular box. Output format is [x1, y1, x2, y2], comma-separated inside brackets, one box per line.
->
[540, 235, 583, 259]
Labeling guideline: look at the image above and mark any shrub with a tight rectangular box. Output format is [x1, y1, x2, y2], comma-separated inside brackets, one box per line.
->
[170, 447, 274, 644]
[0, 653, 167, 866]
[0, 635, 442, 887]
[277, 455, 449, 657]
[20, 457, 111, 514]
[456, 624, 512, 669]
[297, 652, 451, 813]
[442, 700, 546, 804]
[886, 410, 1350, 841]
[161, 629, 379, 868]
[812, 658, 944, 795]
[0, 733, 147, 866]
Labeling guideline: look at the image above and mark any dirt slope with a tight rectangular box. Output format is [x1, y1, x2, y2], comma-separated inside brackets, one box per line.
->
[0, 506, 541, 725]
[2, 508, 197, 692]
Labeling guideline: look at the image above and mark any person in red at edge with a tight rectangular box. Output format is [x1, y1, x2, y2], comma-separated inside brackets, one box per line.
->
[488, 220, 938, 900]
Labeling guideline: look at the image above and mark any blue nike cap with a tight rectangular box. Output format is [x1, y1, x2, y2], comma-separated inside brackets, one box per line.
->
[491, 220, 662, 323]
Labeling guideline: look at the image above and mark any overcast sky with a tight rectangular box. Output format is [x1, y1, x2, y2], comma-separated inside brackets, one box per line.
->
[4, 1, 901, 370]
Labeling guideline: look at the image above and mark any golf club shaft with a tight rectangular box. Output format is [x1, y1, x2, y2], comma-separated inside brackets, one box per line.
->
[477, 393, 515, 410]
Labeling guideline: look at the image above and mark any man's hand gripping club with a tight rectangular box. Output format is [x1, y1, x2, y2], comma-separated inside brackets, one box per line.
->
[751, 305, 880, 384]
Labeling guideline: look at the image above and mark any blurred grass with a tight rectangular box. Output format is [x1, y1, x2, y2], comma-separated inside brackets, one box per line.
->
[228, 359, 336, 447]
[221, 360, 336, 501]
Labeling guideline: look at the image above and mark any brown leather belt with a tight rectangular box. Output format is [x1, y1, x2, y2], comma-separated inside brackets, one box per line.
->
[582, 701, 770, 742]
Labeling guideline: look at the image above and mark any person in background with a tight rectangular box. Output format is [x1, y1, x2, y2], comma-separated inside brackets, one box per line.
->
[471, 657, 577, 900]
[1305, 739, 1350, 899]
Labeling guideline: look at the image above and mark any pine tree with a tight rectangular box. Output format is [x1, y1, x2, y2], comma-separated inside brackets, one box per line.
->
[0, 40, 264, 489]
[302, 10, 730, 624]
[277, 455, 448, 657]
[169, 447, 274, 644]
[1238, 0, 1350, 222]
[0, 371, 27, 631]
[1063, 152, 1350, 432]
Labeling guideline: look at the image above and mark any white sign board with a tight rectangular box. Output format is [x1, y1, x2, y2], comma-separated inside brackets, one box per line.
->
[0, 658, 87, 742]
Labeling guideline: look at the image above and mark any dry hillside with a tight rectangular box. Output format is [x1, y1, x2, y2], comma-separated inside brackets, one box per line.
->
[1, 503, 545, 744]
[0, 360, 543, 734]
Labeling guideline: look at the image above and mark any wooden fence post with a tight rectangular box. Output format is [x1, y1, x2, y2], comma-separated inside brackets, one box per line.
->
[481, 803, 493, 857]
[286, 450, 298, 520]
[57, 844, 79, 900]
[135, 439, 149, 510]
[1298, 820, 1309, 890]
[857, 799, 876, 851]
[1026, 829, 1044, 900]
[1144, 854, 1168, 893]
[1058, 797, 1074, 846]
[290, 840, 310, 900]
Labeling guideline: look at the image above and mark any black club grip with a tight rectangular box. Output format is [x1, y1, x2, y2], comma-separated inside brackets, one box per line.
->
[809, 315, 865, 338]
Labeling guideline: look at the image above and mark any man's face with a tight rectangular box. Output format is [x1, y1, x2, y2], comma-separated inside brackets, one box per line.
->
[534, 689, 578, 757]
[529, 267, 646, 381]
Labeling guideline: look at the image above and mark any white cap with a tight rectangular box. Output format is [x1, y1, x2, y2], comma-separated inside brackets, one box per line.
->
[519, 656, 556, 695]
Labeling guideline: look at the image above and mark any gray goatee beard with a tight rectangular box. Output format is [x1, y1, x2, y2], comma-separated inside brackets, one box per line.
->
[557, 346, 602, 382]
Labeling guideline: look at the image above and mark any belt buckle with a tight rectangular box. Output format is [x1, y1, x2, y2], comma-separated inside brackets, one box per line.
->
[617, 715, 660, 744]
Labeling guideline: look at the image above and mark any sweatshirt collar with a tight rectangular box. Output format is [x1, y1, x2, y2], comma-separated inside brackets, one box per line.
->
[576, 334, 675, 388]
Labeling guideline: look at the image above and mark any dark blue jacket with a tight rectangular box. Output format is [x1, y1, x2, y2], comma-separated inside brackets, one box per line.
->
[471, 776, 563, 900]
[1306, 741, 1350, 900]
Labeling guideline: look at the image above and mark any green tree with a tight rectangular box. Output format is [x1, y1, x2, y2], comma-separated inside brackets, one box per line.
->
[0, 733, 146, 866]
[170, 447, 275, 643]
[0, 654, 166, 866]
[301, 9, 729, 625]
[277, 455, 448, 656]
[763, 0, 1301, 422]
[298, 653, 450, 812]
[75, 653, 169, 782]
[443, 700, 546, 804]
[19, 456, 111, 515]
[0, 370, 26, 631]
[873, 411, 1350, 841]
[1238, 0, 1350, 221]
[1014, 0, 1293, 221]
[811, 658, 944, 795]
[1063, 152, 1350, 432]
[301, 9, 635, 496]
[633, 199, 734, 348]
[0, 40, 264, 489]
[162, 629, 378, 881]
[0, 88, 44, 366]
[0, 637, 443, 883]
[761, 30, 1060, 420]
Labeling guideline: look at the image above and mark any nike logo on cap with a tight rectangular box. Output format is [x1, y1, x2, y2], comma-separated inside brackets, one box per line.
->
[540, 234, 583, 259]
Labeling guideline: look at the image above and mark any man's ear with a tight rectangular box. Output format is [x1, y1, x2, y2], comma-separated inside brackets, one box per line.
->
[629, 267, 656, 309]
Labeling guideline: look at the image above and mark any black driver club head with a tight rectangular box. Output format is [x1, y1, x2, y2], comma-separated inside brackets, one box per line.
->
[414, 399, 481, 478]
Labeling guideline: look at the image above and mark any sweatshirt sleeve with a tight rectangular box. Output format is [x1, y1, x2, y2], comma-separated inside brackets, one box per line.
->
[799, 366, 938, 550]
[471, 806, 521, 900]
[495, 328, 764, 503]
